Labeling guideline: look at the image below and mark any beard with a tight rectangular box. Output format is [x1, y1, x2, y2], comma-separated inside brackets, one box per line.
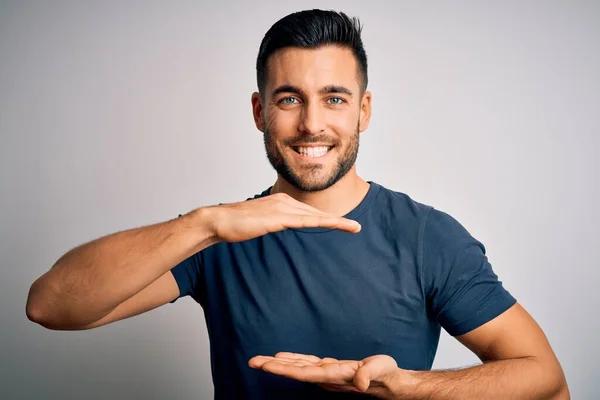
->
[263, 121, 360, 192]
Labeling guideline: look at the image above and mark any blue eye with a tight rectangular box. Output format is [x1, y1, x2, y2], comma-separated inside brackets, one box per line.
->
[281, 97, 299, 104]
[328, 97, 344, 105]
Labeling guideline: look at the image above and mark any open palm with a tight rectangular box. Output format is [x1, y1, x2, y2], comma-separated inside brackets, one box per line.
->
[248, 352, 398, 396]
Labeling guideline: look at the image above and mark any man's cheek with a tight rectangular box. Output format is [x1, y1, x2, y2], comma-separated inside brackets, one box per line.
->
[330, 115, 355, 132]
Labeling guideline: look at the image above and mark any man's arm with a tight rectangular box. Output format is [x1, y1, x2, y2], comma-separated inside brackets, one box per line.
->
[26, 193, 361, 330]
[381, 303, 569, 399]
[26, 208, 218, 330]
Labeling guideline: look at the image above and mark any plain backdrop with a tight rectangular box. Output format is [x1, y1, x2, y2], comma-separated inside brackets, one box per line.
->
[1, 1, 598, 399]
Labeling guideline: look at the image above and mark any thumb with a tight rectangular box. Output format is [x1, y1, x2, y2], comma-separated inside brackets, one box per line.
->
[353, 355, 397, 392]
[353, 360, 373, 392]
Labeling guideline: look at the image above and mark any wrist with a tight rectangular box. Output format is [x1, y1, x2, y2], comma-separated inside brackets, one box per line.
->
[381, 368, 421, 400]
[186, 206, 222, 251]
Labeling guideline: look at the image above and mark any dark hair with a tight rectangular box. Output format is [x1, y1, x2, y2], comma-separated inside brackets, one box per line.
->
[256, 9, 368, 97]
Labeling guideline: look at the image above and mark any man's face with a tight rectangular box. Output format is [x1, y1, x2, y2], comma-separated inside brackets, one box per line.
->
[252, 46, 371, 192]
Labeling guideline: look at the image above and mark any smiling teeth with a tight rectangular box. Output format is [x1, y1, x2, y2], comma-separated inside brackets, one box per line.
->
[296, 146, 330, 157]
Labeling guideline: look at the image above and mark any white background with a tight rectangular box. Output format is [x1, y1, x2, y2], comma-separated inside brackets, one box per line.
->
[1, 1, 598, 398]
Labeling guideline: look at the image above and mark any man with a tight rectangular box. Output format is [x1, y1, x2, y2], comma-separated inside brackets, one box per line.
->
[26, 9, 569, 400]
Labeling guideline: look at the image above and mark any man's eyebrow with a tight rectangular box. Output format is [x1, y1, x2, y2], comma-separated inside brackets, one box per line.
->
[271, 85, 306, 99]
[319, 85, 353, 96]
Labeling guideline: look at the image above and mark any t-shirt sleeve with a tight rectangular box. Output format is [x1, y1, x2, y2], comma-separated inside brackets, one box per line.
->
[169, 214, 203, 304]
[421, 208, 516, 336]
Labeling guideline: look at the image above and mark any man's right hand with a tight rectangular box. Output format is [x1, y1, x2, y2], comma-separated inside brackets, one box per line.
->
[207, 192, 362, 243]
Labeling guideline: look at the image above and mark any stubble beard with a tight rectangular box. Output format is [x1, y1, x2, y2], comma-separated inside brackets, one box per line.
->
[263, 121, 360, 192]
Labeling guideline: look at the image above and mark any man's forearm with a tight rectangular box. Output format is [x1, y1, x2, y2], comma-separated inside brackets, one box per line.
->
[381, 357, 569, 400]
[26, 207, 218, 329]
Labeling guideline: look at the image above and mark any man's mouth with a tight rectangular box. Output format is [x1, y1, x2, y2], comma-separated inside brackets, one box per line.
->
[292, 145, 334, 158]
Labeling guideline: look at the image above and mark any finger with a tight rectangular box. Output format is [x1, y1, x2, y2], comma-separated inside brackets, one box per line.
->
[270, 197, 361, 232]
[248, 353, 320, 368]
[248, 355, 275, 368]
[353, 368, 371, 392]
[264, 357, 315, 367]
[277, 209, 361, 232]
[261, 362, 328, 383]
[308, 215, 362, 233]
[286, 214, 361, 233]
[275, 352, 322, 363]
[265, 360, 359, 385]
[323, 358, 359, 364]
[250, 355, 315, 368]
[268, 194, 357, 231]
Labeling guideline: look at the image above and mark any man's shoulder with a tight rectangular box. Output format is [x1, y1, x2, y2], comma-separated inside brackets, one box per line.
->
[371, 181, 433, 219]
[360, 181, 436, 245]
[373, 183, 477, 245]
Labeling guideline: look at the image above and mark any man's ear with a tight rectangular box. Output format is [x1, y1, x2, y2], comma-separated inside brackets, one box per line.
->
[251, 92, 264, 132]
[359, 91, 372, 132]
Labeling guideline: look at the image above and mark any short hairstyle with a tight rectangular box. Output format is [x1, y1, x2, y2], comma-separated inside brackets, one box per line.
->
[256, 9, 368, 97]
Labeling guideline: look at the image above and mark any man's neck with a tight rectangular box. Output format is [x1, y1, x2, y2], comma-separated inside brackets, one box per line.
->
[270, 170, 370, 217]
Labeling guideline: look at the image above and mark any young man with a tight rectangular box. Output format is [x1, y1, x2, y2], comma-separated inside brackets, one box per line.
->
[26, 9, 569, 400]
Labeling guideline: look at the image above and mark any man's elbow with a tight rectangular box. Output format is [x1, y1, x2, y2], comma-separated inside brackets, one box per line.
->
[26, 286, 60, 330]
[26, 297, 45, 325]
[26, 279, 49, 323]
[26, 280, 75, 330]
[26, 300, 87, 331]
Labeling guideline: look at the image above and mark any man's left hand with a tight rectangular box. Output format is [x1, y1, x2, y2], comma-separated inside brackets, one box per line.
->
[248, 352, 399, 397]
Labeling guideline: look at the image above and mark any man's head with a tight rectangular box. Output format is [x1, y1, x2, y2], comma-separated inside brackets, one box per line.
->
[251, 10, 372, 192]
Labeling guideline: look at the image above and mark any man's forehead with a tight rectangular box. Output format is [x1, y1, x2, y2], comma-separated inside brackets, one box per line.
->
[266, 46, 360, 93]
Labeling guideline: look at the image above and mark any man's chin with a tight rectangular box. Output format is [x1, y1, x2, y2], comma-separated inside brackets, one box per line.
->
[286, 173, 339, 192]
[268, 153, 345, 192]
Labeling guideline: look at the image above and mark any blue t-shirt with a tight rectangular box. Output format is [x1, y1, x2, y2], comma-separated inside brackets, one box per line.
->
[170, 181, 516, 399]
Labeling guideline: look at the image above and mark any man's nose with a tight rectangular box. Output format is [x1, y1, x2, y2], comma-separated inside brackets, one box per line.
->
[298, 102, 326, 135]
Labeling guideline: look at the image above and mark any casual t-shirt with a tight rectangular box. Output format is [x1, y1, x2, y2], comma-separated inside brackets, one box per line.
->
[170, 181, 516, 399]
